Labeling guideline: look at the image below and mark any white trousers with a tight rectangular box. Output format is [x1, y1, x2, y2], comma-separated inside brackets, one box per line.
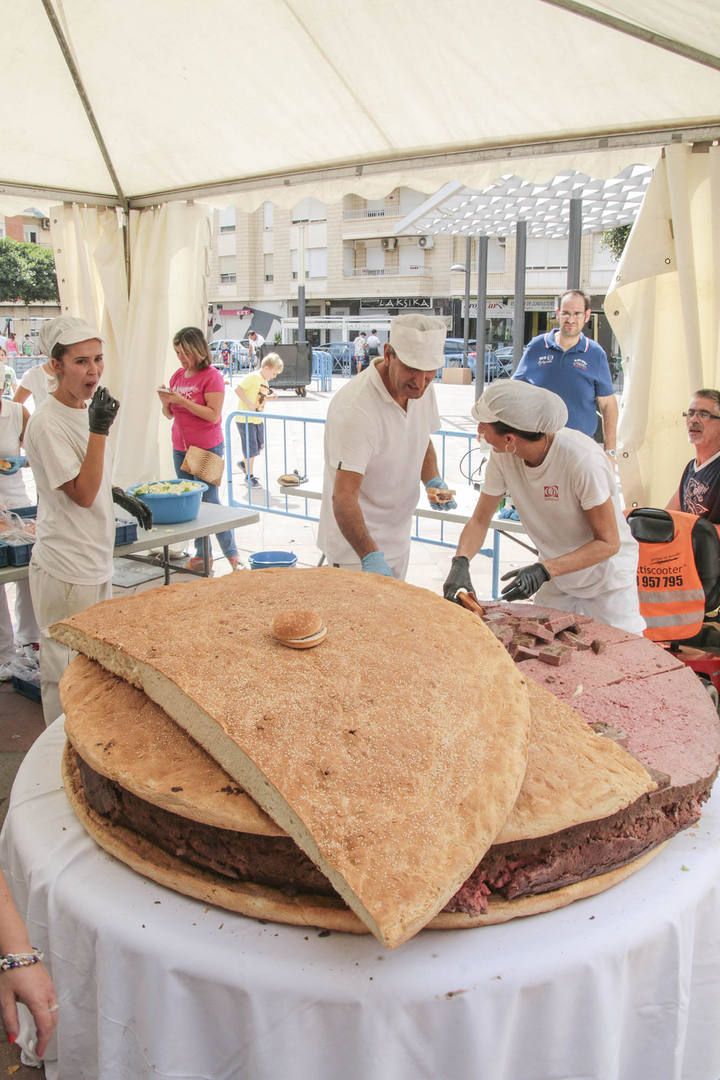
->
[534, 577, 646, 635]
[328, 547, 410, 581]
[0, 580, 40, 662]
[29, 564, 112, 726]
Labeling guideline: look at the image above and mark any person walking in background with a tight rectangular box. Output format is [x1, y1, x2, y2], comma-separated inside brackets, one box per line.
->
[365, 329, 381, 368]
[157, 326, 240, 573]
[234, 353, 284, 487]
[513, 290, 618, 458]
[21, 335, 34, 357]
[0, 395, 39, 679]
[353, 332, 368, 374]
[247, 330, 265, 368]
[5, 333, 19, 359]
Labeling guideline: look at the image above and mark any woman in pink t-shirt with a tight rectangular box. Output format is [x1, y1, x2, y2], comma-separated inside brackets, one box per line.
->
[157, 327, 239, 571]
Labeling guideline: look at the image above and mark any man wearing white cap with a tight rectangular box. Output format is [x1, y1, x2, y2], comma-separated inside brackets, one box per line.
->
[443, 380, 643, 632]
[318, 313, 454, 579]
[24, 316, 150, 725]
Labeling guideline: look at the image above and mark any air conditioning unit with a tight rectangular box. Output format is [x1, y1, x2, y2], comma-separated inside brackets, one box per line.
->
[382, 237, 398, 250]
[41, 218, 51, 230]
[418, 235, 434, 249]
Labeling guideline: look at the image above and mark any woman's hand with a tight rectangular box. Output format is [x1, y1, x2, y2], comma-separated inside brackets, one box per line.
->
[157, 386, 182, 407]
[0, 963, 57, 1058]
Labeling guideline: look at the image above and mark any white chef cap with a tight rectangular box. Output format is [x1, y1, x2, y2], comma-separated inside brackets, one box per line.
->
[40, 316, 102, 357]
[388, 314, 447, 372]
[471, 379, 568, 433]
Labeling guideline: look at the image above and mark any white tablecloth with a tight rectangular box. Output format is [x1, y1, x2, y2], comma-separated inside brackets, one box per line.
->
[2, 721, 719, 1080]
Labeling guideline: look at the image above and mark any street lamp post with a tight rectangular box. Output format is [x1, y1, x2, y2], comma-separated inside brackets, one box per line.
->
[450, 236, 472, 368]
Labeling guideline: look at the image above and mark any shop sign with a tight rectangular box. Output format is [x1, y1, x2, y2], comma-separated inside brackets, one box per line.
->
[463, 298, 556, 317]
[361, 297, 432, 309]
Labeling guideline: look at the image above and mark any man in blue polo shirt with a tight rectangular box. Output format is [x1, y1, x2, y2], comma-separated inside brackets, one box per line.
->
[513, 289, 618, 460]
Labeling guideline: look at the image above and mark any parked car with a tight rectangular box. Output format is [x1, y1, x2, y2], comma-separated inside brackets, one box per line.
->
[209, 339, 250, 373]
[468, 344, 513, 383]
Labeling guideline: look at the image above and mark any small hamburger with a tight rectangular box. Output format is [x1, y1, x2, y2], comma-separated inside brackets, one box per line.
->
[271, 609, 327, 650]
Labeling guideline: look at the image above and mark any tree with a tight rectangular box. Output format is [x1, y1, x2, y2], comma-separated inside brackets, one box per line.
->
[600, 225, 631, 263]
[0, 238, 59, 304]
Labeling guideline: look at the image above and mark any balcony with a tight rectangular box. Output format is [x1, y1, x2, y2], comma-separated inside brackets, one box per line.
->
[342, 212, 404, 241]
[344, 267, 429, 278]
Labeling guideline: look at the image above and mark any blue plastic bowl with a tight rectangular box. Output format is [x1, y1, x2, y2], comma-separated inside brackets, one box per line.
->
[0, 455, 26, 476]
[127, 480, 207, 525]
[248, 550, 297, 570]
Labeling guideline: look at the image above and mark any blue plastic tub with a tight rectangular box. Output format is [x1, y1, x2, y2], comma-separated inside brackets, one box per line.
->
[248, 550, 298, 570]
[127, 481, 207, 525]
[0, 542, 8, 568]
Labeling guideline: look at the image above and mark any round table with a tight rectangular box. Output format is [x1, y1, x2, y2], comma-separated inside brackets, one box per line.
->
[2, 720, 719, 1080]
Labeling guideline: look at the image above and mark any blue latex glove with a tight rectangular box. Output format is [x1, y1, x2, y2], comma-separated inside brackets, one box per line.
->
[425, 475, 457, 511]
[361, 551, 394, 577]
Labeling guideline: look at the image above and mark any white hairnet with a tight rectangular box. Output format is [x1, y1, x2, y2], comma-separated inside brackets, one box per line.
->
[471, 380, 568, 433]
[39, 316, 102, 357]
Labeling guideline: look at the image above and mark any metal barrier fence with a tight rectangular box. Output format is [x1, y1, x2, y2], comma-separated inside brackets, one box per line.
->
[224, 409, 485, 551]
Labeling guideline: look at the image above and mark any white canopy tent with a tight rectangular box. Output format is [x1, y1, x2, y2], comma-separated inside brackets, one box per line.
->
[2, 0, 720, 488]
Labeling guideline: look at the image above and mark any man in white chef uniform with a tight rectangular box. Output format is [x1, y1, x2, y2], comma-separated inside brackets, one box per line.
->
[318, 313, 455, 580]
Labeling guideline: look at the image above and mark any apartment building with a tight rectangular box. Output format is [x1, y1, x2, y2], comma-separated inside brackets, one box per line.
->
[207, 187, 620, 351]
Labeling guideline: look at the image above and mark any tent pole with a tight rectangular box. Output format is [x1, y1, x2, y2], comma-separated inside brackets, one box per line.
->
[567, 197, 582, 290]
[512, 222, 527, 372]
[41, 0, 127, 210]
[539, 0, 720, 73]
[475, 236, 488, 401]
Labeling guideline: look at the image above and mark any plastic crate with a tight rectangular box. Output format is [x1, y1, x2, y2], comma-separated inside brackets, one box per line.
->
[5, 540, 33, 566]
[11, 675, 41, 704]
[0, 542, 8, 568]
[12, 505, 37, 519]
[114, 519, 138, 546]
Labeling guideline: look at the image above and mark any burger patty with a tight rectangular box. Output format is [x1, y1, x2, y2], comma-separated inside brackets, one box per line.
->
[76, 753, 715, 916]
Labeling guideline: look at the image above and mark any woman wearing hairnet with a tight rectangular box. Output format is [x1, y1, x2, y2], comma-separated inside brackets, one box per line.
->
[443, 380, 644, 633]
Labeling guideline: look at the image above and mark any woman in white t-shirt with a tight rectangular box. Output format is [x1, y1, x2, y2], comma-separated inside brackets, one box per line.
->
[444, 380, 643, 634]
[24, 317, 120, 726]
[13, 359, 57, 410]
[0, 397, 39, 675]
[0, 347, 18, 399]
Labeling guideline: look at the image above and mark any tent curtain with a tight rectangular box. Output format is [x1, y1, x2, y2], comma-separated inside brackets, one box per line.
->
[113, 201, 212, 488]
[49, 204, 128, 396]
[49, 201, 212, 488]
[605, 143, 720, 509]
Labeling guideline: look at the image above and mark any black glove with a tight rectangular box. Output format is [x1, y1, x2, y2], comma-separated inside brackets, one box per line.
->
[112, 487, 153, 530]
[500, 562, 550, 602]
[88, 386, 120, 436]
[443, 555, 475, 602]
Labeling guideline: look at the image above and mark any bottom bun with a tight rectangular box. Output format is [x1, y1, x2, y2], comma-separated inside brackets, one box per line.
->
[62, 744, 665, 935]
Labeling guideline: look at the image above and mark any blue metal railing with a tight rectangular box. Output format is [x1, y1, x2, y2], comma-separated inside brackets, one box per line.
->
[225, 410, 483, 530]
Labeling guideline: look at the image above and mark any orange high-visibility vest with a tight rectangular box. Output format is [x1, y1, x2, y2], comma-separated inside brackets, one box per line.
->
[634, 511, 706, 642]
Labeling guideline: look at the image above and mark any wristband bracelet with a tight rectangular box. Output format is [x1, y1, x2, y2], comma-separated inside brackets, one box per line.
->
[0, 948, 43, 972]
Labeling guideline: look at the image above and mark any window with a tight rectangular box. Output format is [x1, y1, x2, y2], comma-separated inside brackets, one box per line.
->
[218, 207, 236, 233]
[264, 253, 274, 282]
[220, 273, 237, 284]
[263, 202, 273, 230]
[24, 227, 38, 243]
[292, 198, 326, 223]
[291, 248, 327, 279]
[526, 237, 568, 270]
